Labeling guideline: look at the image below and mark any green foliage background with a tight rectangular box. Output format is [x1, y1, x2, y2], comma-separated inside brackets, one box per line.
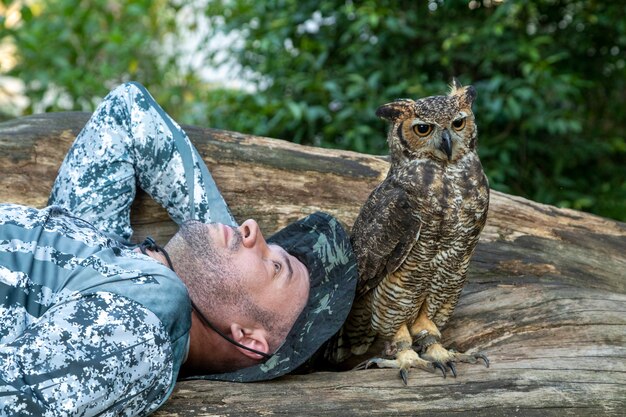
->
[1, 0, 625, 221]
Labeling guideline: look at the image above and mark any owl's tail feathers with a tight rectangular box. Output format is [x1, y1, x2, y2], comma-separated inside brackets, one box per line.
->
[295, 325, 363, 373]
[323, 326, 353, 364]
[323, 322, 377, 366]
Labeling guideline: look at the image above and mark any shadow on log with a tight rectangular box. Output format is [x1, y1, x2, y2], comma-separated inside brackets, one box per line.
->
[1, 113, 625, 416]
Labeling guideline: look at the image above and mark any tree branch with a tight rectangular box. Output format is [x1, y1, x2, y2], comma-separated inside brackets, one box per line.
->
[1, 113, 624, 416]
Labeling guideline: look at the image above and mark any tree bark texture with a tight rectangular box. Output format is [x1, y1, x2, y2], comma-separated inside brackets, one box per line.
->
[1, 113, 625, 416]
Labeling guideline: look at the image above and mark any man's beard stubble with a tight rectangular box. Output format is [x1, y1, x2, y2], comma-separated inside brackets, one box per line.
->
[178, 220, 243, 311]
[179, 220, 242, 254]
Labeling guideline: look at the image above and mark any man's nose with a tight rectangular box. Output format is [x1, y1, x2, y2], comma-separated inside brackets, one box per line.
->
[239, 219, 269, 251]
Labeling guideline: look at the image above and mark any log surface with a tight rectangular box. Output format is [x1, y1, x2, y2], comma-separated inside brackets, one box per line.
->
[1, 113, 625, 416]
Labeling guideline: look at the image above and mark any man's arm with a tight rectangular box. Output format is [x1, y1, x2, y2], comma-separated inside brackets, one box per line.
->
[0, 292, 174, 416]
[49, 81, 236, 242]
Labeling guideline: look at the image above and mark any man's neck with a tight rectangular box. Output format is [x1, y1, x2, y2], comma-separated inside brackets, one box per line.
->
[179, 311, 245, 377]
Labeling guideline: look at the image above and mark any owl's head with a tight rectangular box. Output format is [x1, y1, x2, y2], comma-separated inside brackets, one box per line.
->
[376, 79, 477, 163]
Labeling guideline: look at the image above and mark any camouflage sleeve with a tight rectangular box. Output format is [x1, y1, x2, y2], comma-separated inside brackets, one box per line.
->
[0, 292, 174, 417]
[49, 81, 236, 242]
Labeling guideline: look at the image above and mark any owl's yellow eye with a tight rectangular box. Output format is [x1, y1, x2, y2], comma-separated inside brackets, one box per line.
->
[452, 117, 466, 131]
[412, 123, 433, 137]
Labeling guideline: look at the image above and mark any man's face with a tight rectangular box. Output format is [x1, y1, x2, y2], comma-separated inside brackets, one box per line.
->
[202, 219, 310, 335]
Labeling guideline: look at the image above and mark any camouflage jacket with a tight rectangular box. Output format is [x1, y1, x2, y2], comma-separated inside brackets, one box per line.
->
[0, 82, 234, 416]
[0, 204, 191, 416]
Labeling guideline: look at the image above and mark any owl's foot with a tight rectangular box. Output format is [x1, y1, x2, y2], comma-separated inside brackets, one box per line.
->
[354, 348, 446, 385]
[419, 342, 489, 377]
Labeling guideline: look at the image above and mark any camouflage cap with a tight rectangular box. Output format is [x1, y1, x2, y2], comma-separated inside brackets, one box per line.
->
[191, 211, 358, 382]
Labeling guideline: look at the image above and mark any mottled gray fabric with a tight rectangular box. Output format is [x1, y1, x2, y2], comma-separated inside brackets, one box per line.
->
[0, 204, 189, 417]
[0, 82, 224, 416]
[49, 82, 236, 241]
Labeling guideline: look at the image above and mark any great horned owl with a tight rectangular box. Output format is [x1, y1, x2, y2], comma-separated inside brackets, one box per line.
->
[330, 80, 489, 383]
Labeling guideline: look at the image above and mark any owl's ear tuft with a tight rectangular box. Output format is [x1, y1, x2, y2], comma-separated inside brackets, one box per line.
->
[450, 77, 463, 92]
[464, 85, 477, 105]
[450, 80, 477, 106]
[376, 99, 413, 122]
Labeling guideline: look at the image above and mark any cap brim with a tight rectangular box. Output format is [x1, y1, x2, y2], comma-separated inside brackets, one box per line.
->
[189, 212, 357, 382]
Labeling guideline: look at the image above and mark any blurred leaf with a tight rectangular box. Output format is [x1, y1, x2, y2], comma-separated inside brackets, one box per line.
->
[7, 0, 626, 222]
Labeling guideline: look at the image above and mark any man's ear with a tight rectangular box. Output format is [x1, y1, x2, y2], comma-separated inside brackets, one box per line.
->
[230, 323, 270, 360]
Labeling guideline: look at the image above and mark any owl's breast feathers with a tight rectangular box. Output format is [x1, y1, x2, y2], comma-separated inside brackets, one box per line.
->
[350, 152, 488, 321]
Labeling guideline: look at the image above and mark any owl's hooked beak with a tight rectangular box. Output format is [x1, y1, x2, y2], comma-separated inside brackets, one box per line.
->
[440, 129, 452, 160]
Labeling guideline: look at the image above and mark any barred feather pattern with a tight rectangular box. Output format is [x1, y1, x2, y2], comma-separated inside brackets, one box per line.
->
[327, 84, 489, 363]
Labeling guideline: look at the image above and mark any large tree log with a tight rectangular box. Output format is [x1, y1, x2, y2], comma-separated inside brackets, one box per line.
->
[1, 112, 625, 416]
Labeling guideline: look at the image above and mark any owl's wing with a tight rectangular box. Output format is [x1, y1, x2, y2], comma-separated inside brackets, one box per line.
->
[350, 181, 421, 298]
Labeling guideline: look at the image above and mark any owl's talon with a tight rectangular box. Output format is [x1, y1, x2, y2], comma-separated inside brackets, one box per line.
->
[400, 368, 409, 385]
[474, 352, 490, 368]
[447, 361, 457, 378]
[433, 361, 446, 378]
